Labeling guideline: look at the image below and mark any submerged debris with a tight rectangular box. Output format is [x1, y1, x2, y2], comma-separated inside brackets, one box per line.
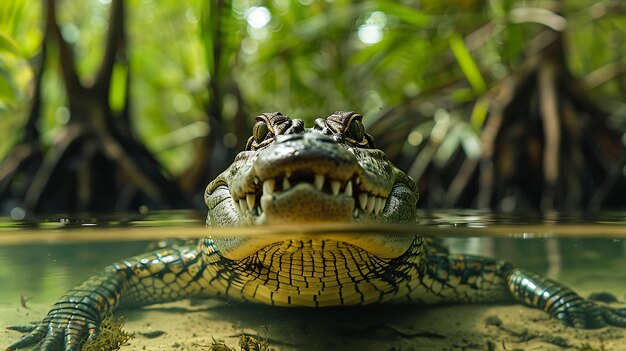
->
[138, 330, 166, 338]
[82, 315, 134, 351]
[207, 339, 233, 351]
[205, 334, 270, 351]
[484, 315, 503, 327]
[238, 334, 270, 351]
[19, 293, 30, 309]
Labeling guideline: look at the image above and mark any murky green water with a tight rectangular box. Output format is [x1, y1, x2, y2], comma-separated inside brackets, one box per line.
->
[1, 210, 625, 350]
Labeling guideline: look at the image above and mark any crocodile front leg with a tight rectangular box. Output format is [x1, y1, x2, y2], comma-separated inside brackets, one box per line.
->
[6, 242, 217, 351]
[417, 254, 626, 328]
[507, 268, 626, 328]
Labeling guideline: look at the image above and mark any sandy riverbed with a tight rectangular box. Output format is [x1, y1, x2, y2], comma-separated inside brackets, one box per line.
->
[2, 292, 624, 351]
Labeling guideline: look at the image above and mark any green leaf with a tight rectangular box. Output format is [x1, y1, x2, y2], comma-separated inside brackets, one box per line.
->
[376, 1, 429, 27]
[469, 97, 489, 131]
[0, 73, 18, 107]
[0, 32, 20, 55]
[108, 63, 127, 114]
[448, 32, 486, 95]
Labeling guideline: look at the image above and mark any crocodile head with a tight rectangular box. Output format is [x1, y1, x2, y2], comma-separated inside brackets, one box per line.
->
[204, 111, 420, 261]
[206, 111, 418, 226]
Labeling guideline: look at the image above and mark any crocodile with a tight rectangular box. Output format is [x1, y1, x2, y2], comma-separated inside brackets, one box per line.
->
[7, 111, 626, 351]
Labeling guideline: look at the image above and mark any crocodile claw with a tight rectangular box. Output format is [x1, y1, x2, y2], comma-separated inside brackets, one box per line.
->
[554, 301, 626, 329]
[7, 311, 98, 351]
[5, 325, 36, 333]
[598, 305, 626, 328]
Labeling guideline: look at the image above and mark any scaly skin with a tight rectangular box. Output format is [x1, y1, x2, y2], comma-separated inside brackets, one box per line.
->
[7, 111, 626, 351]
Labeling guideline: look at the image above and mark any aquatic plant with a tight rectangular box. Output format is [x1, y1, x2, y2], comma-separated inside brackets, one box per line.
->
[81, 315, 134, 351]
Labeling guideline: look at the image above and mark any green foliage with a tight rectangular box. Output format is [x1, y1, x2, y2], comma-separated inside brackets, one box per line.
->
[82, 315, 134, 351]
[0, 0, 41, 155]
[449, 32, 486, 95]
[127, 0, 211, 174]
[1, 0, 625, 181]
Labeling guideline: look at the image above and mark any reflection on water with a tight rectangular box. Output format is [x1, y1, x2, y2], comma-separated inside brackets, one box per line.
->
[1, 210, 625, 350]
[1, 210, 626, 244]
[1, 210, 625, 301]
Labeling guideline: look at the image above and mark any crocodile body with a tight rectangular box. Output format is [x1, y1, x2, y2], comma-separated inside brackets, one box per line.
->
[7, 112, 626, 351]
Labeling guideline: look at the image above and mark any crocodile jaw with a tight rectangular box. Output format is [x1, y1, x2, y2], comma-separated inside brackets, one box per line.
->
[218, 168, 395, 226]
[207, 133, 402, 226]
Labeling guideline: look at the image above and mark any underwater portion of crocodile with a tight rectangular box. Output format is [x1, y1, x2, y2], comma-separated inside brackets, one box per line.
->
[7, 112, 626, 351]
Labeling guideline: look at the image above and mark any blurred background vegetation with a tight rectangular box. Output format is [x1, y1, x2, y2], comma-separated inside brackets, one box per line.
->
[0, 0, 625, 216]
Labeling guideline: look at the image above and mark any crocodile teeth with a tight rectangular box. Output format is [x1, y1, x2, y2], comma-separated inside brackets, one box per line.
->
[263, 179, 275, 195]
[314, 174, 324, 190]
[374, 197, 383, 214]
[345, 180, 353, 196]
[283, 177, 291, 190]
[246, 194, 255, 211]
[261, 194, 272, 213]
[358, 193, 368, 210]
[331, 180, 341, 196]
[367, 196, 376, 214]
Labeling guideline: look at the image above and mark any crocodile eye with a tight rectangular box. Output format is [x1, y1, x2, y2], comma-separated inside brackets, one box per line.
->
[346, 119, 365, 142]
[253, 121, 269, 143]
